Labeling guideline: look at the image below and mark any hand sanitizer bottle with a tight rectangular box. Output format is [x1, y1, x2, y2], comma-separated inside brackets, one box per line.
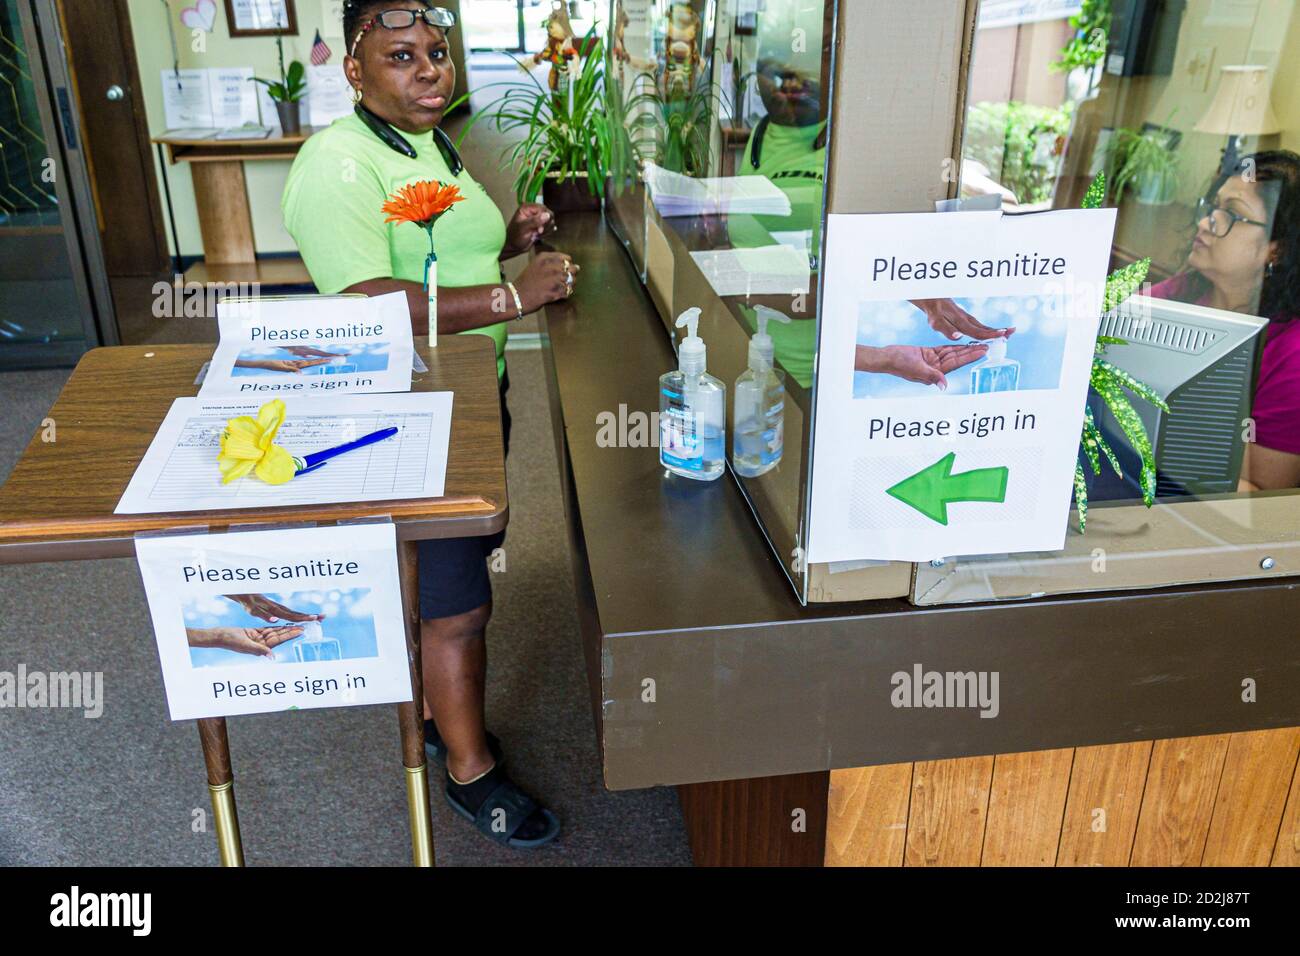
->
[733, 306, 789, 477]
[660, 307, 726, 481]
[969, 336, 1020, 393]
[294, 620, 341, 662]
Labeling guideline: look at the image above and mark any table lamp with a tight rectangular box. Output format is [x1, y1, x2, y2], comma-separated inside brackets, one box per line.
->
[1195, 65, 1280, 175]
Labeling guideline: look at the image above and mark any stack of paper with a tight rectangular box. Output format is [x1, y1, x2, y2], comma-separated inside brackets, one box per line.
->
[643, 163, 792, 218]
[689, 244, 812, 298]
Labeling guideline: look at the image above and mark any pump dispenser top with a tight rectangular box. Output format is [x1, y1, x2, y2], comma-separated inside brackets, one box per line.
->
[750, 306, 792, 371]
[675, 308, 705, 376]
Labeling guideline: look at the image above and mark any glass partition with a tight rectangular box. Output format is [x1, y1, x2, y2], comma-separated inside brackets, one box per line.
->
[935, 0, 1300, 603]
[605, 0, 836, 595]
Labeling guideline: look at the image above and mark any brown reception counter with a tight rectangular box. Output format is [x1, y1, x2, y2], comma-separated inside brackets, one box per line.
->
[539, 211, 1300, 867]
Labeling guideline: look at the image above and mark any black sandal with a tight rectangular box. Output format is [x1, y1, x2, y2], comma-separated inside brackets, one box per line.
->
[444, 765, 561, 849]
[424, 720, 502, 766]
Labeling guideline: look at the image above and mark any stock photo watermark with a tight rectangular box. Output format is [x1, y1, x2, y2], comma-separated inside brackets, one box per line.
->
[0, 666, 103, 718]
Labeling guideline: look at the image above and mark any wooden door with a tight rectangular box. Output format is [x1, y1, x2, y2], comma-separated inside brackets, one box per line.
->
[57, 0, 169, 277]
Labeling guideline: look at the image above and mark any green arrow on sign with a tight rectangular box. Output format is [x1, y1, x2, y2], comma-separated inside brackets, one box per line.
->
[886, 453, 1009, 526]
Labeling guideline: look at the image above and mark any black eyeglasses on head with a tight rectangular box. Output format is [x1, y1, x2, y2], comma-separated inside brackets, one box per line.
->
[350, 7, 456, 57]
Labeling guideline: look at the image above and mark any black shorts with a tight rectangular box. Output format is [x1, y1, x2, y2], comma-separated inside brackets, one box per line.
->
[417, 370, 511, 620]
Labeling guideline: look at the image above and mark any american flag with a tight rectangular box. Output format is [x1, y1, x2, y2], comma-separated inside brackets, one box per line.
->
[310, 30, 332, 66]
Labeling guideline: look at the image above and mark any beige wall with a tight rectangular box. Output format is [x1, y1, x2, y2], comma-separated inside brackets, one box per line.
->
[129, 0, 467, 259]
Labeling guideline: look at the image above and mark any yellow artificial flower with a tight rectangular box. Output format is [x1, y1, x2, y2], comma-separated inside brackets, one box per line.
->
[217, 399, 296, 485]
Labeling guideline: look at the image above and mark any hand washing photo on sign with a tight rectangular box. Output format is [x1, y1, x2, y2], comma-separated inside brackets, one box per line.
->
[852, 293, 1068, 399]
[808, 208, 1117, 564]
[135, 523, 412, 721]
[183, 588, 379, 668]
[232, 341, 391, 378]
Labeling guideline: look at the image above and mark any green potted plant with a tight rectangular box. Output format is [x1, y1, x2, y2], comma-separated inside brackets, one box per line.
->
[458, 27, 615, 210]
[1073, 174, 1170, 531]
[1106, 125, 1182, 205]
[251, 36, 306, 135]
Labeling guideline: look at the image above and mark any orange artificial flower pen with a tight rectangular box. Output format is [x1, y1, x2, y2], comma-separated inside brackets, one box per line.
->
[381, 179, 465, 347]
[381, 180, 465, 227]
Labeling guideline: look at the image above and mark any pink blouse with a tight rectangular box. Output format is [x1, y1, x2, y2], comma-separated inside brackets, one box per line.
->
[1149, 274, 1300, 455]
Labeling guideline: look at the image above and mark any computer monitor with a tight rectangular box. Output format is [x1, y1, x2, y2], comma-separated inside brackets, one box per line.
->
[1086, 293, 1268, 501]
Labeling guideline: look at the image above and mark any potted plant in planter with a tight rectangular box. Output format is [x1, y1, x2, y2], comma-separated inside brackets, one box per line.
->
[251, 36, 307, 135]
[1106, 125, 1182, 205]
[459, 27, 616, 211]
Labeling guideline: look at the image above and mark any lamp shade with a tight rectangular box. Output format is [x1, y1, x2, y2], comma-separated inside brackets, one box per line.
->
[1195, 65, 1281, 136]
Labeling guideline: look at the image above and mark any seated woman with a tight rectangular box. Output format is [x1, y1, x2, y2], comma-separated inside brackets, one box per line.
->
[282, 1, 578, 848]
[1148, 151, 1300, 490]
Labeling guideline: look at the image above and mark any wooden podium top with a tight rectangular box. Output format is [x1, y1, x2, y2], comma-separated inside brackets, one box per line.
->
[152, 127, 322, 164]
[0, 336, 507, 563]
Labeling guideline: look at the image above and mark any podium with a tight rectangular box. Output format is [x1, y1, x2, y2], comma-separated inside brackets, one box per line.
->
[0, 336, 507, 866]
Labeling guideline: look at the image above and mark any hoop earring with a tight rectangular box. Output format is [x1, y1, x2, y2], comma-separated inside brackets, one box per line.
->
[351, 86, 363, 106]
[1267, 260, 1276, 278]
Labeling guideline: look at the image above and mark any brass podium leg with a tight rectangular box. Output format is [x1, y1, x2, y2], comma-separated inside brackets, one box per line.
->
[398, 539, 436, 867]
[197, 718, 245, 867]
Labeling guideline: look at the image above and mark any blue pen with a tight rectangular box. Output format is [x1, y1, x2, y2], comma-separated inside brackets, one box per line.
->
[293, 426, 399, 476]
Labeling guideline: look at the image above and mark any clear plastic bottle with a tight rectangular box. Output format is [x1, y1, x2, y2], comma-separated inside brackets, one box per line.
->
[969, 336, 1020, 393]
[660, 308, 726, 481]
[293, 620, 341, 662]
[733, 306, 789, 477]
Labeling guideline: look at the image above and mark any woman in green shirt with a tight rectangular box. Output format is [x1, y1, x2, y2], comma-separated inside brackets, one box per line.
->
[283, 2, 571, 847]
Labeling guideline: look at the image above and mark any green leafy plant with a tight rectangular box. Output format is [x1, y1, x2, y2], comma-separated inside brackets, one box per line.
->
[456, 28, 618, 202]
[1052, 0, 1112, 73]
[624, 70, 724, 177]
[251, 37, 305, 103]
[1074, 173, 1170, 532]
[964, 101, 1073, 205]
[1106, 125, 1182, 205]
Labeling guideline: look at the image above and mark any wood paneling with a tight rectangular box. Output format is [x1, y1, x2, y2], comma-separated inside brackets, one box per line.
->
[678, 771, 829, 866]
[1202, 729, 1300, 866]
[981, 748, 1073, 866]
[905, 756, 994, 866]
[825, 763, 911, 866]
[1057, 741, 1153, 867]
[1122, 735, 1231, 866]
[824, 730, 1299, 868]
[1272, 752, 1300, 866]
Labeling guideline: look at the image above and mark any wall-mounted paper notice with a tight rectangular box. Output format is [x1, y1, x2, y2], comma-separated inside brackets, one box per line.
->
[135, 522, 412, 720]
[161, 69, 214, 128]
[203, 292, 414, 397]
[115, 391, 453, 514]
[307, 63, 352, 128]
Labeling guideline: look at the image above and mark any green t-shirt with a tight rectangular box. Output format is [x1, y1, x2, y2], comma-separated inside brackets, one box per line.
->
[282, 112, 509, 378]
[731, 118, 827, 388]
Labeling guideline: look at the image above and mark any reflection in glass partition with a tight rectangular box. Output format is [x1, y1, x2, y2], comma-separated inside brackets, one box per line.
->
[944, 0, 1300, 601]
[603, 0, 835, 597]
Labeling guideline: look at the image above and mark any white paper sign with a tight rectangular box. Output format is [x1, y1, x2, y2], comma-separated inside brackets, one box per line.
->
[203, 292, 414, 397]
[208, 67, 260, 127]
[807, 208, 1117, 563]
[307, 64, 353, 128]
[135, 523, 412, 720]
[115, 391, 453, 515]
[161, 69, 214, 128]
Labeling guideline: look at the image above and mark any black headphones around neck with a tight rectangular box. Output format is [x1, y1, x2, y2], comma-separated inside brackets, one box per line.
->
[354, 103, 463, 176]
